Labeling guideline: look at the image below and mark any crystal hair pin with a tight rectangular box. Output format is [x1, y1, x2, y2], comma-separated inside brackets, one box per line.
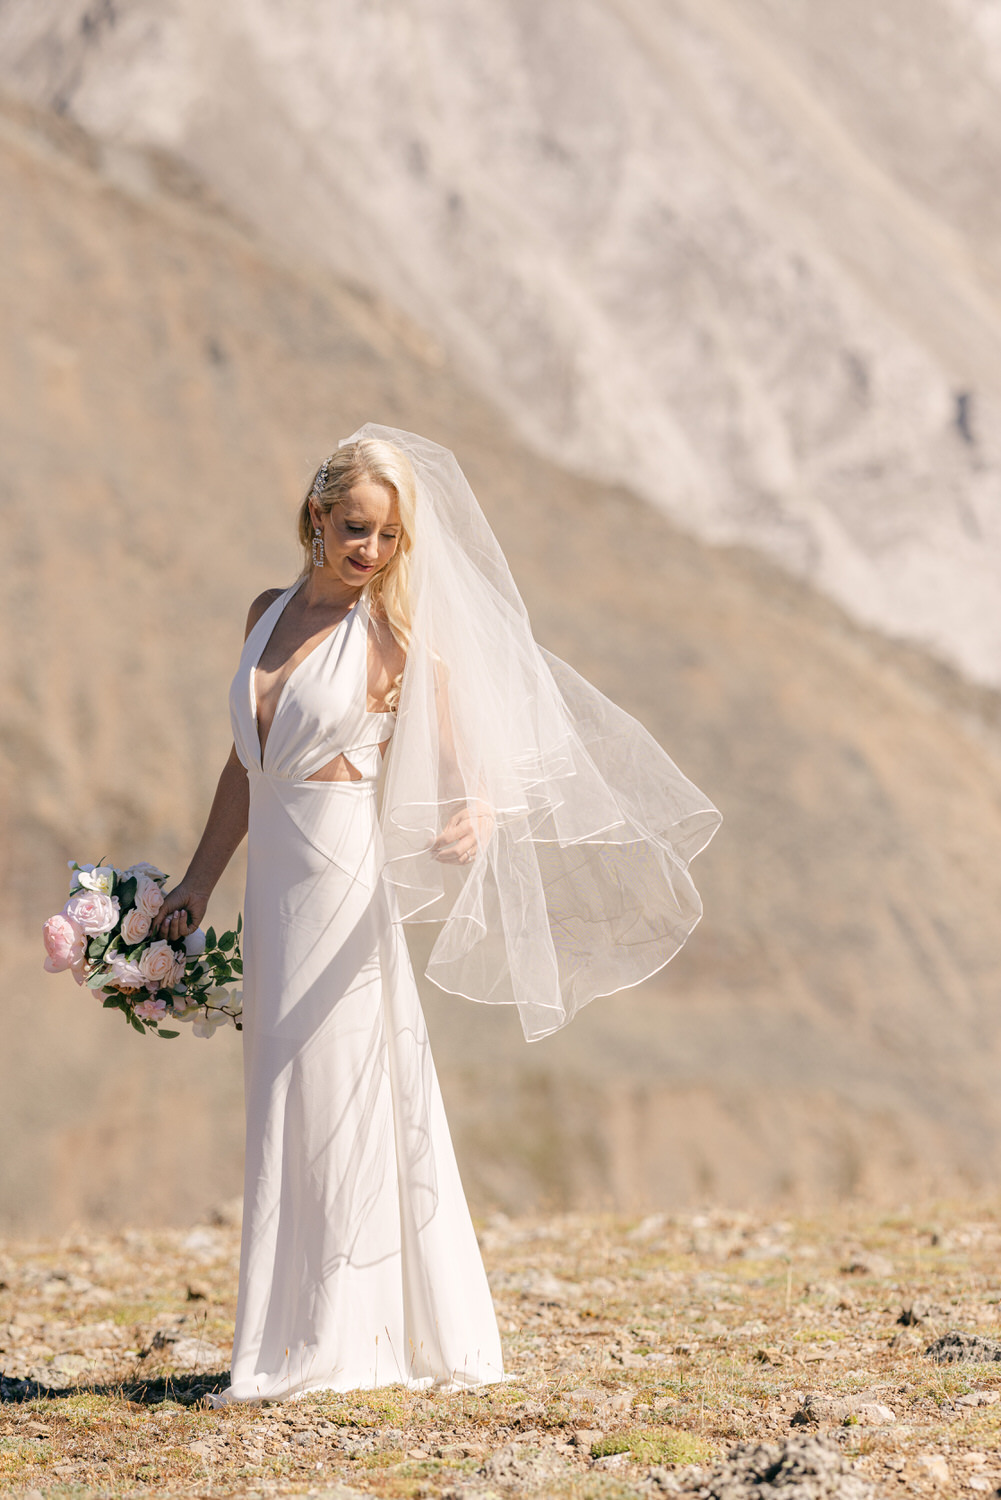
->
[311, 457, 330, 499]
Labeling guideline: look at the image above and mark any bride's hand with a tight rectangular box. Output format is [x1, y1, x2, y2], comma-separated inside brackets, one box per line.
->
[430, 804, 494, 865]
[157, 884, 209, 941]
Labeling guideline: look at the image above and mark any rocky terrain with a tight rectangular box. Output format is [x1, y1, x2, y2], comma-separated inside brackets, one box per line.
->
[2, 90, 1001, 1229]
[2, 0, 1001, 686]
[6, 1204, 1001, 1497]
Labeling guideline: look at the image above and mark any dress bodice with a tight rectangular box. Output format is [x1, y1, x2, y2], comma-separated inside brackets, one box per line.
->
[229, 582, 395, 783]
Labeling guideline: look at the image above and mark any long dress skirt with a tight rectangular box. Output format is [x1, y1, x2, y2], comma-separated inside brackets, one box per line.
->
[222, 768, 505, 1400]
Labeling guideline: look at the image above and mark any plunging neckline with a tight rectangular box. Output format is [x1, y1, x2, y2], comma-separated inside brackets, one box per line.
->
[252, 583, 362, 764]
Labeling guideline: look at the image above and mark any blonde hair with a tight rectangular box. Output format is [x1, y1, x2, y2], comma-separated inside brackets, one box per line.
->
[297, 438, 416, 706]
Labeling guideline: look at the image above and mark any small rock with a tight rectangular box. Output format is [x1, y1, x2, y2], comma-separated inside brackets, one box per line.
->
[571, 1428, 604, 1448]
[797, 1393, 895, 1426]
[957, 1390, 1001, 1407]
[917, 1454, 952, 1485]
[927, 1332, 1001, 1364]
[853, 1403, 895, 1426]
[842, 1252, 894, 1279]
[593, 1451, 629, 1469]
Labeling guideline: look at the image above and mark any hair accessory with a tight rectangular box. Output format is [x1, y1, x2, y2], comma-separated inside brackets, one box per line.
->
[311, 457, 330, 500]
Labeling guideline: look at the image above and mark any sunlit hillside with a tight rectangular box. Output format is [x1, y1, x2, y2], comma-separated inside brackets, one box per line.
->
[2, 0, 1001, 686]
[2, 95, 1001, 1231]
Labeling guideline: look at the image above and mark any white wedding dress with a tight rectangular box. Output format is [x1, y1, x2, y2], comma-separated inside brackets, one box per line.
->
[221, 581, 505, 1402]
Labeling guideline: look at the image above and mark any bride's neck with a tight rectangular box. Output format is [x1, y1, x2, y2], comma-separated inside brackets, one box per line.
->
[300, 574, 364, 613]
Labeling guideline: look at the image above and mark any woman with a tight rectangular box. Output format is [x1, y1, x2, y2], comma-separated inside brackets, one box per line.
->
[157, 425, 720, 1403]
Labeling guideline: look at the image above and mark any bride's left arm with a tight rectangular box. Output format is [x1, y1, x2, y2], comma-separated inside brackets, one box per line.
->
[426, 661, 494, 866]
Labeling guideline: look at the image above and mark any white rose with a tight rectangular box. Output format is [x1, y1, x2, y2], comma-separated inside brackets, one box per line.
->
[120, 908, 151, 945]
[138, 939, 183, 987]
[124, 861, 167, 884]
[107, 954, 146, 991]
[134, 873, 165, 919]
[76, 865, 116, 896]
[184, 928, 207, 956]
[64, 891, 119, 935]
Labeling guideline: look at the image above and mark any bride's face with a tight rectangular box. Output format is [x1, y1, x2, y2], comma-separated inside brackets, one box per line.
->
[312, 479, 401, 586]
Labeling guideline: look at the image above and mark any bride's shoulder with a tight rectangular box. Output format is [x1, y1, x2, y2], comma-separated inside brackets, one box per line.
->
[244, 587, 286, 640]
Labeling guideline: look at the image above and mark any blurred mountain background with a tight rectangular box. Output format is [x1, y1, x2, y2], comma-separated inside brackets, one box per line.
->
[1, 1, 1000, 1231]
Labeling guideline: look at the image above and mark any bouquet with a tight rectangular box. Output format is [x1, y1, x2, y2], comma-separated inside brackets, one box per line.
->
[42, 860, 243, 1039]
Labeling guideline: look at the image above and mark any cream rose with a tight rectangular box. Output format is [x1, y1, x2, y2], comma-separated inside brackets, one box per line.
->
[134, 874, 165, 919]
[138, 939, 184, 988]
[64, 891, 119, 935]
[120, 908, 152, 945]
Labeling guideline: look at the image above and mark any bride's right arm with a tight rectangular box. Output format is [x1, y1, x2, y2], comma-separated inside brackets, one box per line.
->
[157, 589, 283, 940]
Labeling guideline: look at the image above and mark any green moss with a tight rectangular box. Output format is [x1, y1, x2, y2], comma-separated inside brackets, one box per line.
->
[591, 1426, 713, 1465]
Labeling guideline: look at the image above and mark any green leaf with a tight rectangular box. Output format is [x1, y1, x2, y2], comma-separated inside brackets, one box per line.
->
[117, 876, 137, 911]
[89, 934, 110, 960]
[129, 1014, 146, 1034]
[236, 912, 243, 933]
[218, 929, 235, 952]
[231, 958, 243, 975]
[205, 926, 217, 949]
[155, 1030, 180, 1040]
[86, 972, 109, 990]
[102, 994, 121, 1009]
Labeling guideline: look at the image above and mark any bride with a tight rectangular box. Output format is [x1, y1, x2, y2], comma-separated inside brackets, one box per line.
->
[156, 425, 720, 1403]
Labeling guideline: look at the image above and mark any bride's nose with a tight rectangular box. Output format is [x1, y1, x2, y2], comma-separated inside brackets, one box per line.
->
[358, 534, 380, 562]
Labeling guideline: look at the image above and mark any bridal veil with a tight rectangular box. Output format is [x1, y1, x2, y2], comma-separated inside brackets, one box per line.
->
[342, 424, 722, 1043]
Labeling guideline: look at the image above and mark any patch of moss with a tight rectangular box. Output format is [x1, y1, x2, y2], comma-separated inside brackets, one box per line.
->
[591, 1425, 713, 1465]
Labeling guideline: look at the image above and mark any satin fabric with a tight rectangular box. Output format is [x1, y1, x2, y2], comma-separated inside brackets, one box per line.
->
[218, 583, 505, 1401]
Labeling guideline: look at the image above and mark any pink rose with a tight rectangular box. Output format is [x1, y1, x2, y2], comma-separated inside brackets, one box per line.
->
[43, 913, 86, 974]
[120, 907, 151, 945]
[134, 874, 164, 919]
[139, 939, 184, 989]
[107, 954, 146, 991]
[64, 891, 119, 935]
[134, 996, 167, 1022]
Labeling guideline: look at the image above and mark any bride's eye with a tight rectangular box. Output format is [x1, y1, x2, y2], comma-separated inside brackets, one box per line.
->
[345, 524, 367, 535]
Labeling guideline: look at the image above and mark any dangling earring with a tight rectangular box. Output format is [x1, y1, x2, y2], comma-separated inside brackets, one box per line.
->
[312, 527, 325, 568]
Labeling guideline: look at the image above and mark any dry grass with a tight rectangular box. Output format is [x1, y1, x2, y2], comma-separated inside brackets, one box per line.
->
[3, 1204, 1001, 1496]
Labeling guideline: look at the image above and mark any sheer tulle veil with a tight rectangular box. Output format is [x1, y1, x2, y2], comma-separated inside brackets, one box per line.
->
[340, 423, 722, 1042]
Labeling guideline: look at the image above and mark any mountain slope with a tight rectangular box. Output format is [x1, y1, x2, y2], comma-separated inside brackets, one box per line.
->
[1, 0, 1000, 687]
[2, 96, 1001, 1229]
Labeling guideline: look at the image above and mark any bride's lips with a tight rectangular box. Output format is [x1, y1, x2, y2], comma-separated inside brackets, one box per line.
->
[348, 558, 375, 572]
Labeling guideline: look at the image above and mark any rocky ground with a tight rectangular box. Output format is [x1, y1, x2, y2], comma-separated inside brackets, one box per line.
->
[4, 1207, 1001, 1497]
